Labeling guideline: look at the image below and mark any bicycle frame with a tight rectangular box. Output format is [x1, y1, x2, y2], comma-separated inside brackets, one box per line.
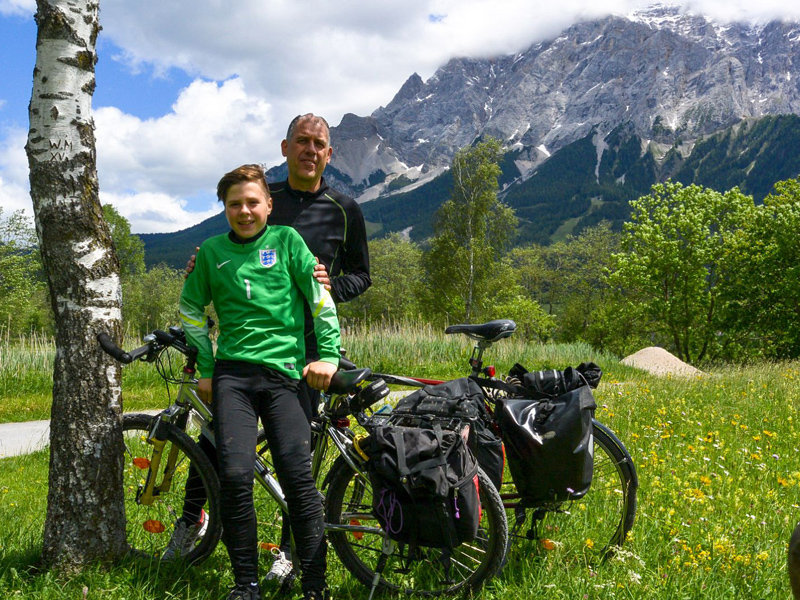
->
[128, 337, 381, 537]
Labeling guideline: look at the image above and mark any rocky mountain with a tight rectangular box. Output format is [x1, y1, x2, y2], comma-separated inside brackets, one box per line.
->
[331, 5, 800, 196]
[142, 5, 800, 266]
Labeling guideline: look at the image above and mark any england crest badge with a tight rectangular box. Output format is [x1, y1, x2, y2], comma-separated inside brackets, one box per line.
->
[259, 248, 277, 268]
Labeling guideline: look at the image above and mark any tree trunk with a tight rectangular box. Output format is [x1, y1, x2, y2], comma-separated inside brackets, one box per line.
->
[26, 0, 128, 570]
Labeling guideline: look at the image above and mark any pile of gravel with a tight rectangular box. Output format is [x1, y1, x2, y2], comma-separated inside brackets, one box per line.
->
[620, 347, 703, 377]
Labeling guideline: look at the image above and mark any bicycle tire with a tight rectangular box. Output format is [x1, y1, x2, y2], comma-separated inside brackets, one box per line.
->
[121, 413, 223, 565]
[504, 419, 638, 560]
[325, 459, 507, 596]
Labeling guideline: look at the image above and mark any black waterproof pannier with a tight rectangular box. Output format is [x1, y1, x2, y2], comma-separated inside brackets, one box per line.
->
[391, 378, 505, 491]
[360, 424, 481, 550]
[496, 384, 596, 504]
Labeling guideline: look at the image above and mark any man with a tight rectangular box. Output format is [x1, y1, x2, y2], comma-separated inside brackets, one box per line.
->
[170, 114, 371, 591]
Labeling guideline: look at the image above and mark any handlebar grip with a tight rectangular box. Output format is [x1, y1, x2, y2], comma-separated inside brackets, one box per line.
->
[339, 356, 357, 371]
[97, 332, 133, 364]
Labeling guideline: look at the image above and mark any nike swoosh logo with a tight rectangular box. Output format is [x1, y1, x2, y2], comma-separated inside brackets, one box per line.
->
[216, 260, 231, 269]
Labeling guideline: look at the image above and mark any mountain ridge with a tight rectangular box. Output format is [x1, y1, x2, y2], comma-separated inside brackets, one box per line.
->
[141, 5, 800, 267]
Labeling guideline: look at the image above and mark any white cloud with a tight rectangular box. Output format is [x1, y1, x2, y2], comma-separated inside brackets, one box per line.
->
[92, 77, 276, 231]
[0, 0, 33, 16]
[0, 79, 256, 233]
[0, 175, 30, 216]
[95, 77, 277, 198]
[0, 127, 32, 216]
[101, 191, 220, 234]
[5, 0, 800, 234]
[98, 0, 800, 131]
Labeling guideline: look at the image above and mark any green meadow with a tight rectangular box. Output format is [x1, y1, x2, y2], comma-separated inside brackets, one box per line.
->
[1, 323, 797, 598]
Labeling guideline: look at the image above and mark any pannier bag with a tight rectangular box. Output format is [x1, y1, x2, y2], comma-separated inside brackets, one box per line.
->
[508, 361, 602, 397]
[360, 424, 481, 551]
[392, 377, 505, 490]
[496, 384, 596, 504]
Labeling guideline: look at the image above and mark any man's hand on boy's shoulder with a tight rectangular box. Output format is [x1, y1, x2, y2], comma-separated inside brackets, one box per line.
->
[303, 361, 338, 392]
[313, 257, 331, 290]
[184, 247, 200, 279]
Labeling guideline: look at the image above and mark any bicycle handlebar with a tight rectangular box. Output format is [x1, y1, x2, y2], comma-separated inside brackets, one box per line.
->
[97, 332, 151, 364]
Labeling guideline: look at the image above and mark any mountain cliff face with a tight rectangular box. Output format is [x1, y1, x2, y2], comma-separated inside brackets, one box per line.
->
[329, 5, 800, 199]
[142, 5, 800, 266]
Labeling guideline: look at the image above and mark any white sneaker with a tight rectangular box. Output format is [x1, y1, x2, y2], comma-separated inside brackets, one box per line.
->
[263, 548, 293, 585]
[161, 510, 208, 561]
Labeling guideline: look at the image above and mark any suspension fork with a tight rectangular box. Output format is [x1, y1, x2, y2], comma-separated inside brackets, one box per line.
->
[136, 371, 198, 505]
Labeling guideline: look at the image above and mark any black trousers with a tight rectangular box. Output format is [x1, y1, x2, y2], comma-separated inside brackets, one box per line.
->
[208, 361, 325, 592]
[182, 374, 320, 573]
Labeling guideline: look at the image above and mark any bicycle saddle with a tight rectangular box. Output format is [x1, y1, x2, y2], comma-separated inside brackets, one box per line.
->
[328, 367, 372, 395]
[444, 319, 517, 342]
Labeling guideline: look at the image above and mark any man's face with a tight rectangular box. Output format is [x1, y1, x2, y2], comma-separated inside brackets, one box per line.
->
[224, 181, 272, 239]
[281, 118, 332, 192]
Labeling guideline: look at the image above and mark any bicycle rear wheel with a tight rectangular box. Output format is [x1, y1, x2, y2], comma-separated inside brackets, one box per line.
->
[121, 413, 222, 564]
[504, 420, 638, 561]
[325, 459, 507, 596]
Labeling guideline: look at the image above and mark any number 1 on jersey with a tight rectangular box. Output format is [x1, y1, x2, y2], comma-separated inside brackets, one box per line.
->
[244, 278, 251, 299]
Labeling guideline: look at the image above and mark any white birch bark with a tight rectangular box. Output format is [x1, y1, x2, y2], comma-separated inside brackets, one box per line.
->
[26, 0, 128, 569]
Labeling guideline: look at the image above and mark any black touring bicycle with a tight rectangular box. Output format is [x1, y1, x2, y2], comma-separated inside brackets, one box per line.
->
[99, 318, 636, 596]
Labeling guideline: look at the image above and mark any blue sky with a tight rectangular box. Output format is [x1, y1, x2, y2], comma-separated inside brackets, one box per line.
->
[2, 0, 799, 233]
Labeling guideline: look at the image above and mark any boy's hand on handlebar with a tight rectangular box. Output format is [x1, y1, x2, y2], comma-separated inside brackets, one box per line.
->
[303, 361, 338, 392]
[197, 377, 212, 404]
[184, 247, 199, 279]
[313, 258, 331, 291]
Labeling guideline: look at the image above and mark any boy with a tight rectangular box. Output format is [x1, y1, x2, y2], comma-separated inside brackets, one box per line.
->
[179, 164, 338, 600]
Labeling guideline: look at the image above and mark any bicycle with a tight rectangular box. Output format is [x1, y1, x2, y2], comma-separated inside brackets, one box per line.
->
[364, 319, 639, 563]
[98, 327, 508, 597]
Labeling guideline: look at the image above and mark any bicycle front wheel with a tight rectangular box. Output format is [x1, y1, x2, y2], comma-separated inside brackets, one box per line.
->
[325, 459, 507, 596]
[121, 413, 223, 565]
[505, 419, 638, 561]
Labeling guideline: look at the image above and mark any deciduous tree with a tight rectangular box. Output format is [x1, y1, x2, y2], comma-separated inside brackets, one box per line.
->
[339, 233, 424, 323]
[26, 0, 127, 569]
[610, 182, 754, 363]
[424, 138, 518, 323]
[721, 177, 800, 359]
[0, 209, 47, 335]
[102, 204, 145, 277]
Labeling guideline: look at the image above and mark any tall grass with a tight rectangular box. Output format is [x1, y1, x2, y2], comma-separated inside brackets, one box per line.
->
[0, 331, 170, 423]
[1, 323, 799, 597]
[341, 320, 637, 382]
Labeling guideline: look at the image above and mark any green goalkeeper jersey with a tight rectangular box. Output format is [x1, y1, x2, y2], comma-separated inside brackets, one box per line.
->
[179, 225, 340, 380]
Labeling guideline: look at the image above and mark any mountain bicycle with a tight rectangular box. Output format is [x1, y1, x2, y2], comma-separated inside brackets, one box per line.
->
[98, 327, 508, 597]
[364, 319, 639, 563]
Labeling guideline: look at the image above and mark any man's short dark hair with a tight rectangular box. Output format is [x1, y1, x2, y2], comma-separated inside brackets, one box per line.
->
[217, 164, 270, 204]
[286, 113, 331, 144]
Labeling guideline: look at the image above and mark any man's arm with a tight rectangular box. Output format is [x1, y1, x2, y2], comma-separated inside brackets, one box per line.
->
[289, 232, 341, 390]
[330, 200, 371, 303]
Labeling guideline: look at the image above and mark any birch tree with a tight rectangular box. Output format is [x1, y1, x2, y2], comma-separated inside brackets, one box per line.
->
[425, 138, 518, 322]
[26, 0, 127, 569]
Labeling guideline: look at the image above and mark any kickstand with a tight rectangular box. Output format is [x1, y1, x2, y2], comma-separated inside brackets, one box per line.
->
[367, 535, 395, 600]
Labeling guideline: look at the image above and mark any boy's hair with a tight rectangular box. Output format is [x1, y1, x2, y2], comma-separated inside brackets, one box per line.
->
[217, 164, 270, 203]
[286, 113, 331, 144]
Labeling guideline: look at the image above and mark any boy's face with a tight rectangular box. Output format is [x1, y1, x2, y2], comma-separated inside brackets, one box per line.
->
[224, 181, 272, 239]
